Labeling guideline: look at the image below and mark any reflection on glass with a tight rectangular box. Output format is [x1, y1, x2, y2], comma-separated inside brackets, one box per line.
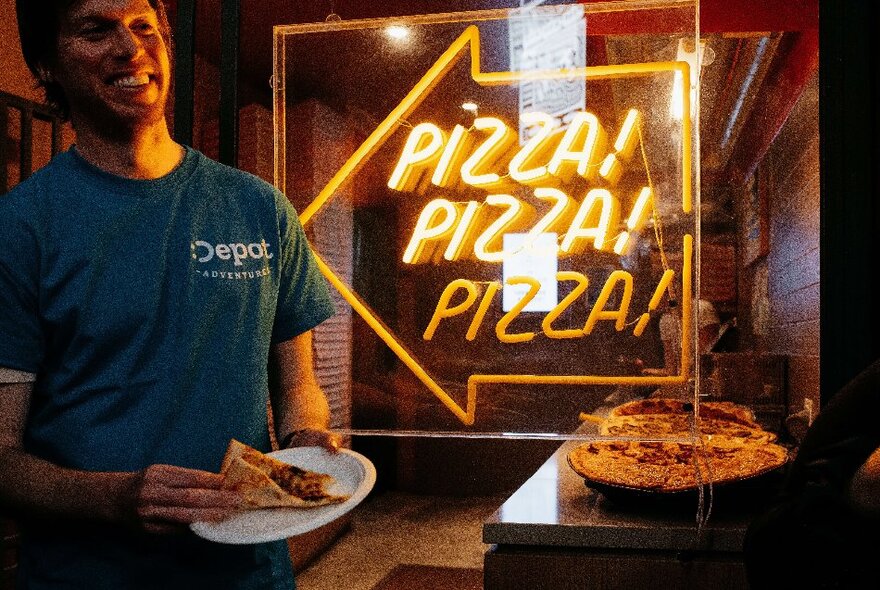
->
[500, 457, 560, 524]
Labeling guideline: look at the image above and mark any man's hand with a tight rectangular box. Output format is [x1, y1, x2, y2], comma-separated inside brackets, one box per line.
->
[123, 464, 243, 534]
[283, 428, 341, 453]
[849, 446, 880, 517]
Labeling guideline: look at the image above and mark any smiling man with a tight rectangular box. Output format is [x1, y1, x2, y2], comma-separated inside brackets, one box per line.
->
[0, 1, 337, 588]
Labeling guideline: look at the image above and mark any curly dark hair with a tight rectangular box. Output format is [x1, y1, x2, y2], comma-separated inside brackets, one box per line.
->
[15, 0, 173, 120]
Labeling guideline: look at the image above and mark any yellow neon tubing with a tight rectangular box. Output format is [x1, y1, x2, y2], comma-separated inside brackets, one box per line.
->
[299, 24, 695, 425]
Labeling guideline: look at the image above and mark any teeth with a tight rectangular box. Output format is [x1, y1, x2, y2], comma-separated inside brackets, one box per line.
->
[112, 74, 150, 88]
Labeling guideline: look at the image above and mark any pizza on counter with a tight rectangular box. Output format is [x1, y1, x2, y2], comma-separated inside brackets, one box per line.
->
[568, 397, 789, 492]
[598, 414, 778, 444]
[220, 439, 350, 509]
[606, 398, 762, 429]
[567, 435, 789, 493]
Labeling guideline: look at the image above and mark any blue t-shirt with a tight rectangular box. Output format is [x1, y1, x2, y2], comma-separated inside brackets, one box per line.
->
[0, 147, 335, 589]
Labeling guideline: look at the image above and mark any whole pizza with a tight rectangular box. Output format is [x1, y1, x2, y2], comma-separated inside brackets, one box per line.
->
[598, 414, 778, 444]
[569, 398, 788, 492]
[607, 398, 762, 429]
[567, 435, 788, 492]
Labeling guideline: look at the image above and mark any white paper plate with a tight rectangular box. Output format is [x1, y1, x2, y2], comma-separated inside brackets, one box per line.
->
[191, 447, 376, 544]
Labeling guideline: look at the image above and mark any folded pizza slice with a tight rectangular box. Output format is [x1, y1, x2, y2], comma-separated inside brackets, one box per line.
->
[221, 439, 350, 509]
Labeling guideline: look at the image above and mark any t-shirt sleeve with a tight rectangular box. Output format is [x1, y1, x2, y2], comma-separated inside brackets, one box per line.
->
[271, 192, 335, 343]
[0, 197, 43, 372]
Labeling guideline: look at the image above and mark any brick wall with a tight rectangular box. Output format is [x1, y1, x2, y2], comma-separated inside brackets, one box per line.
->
[764, 71, 820, 414]
[735, 71, 820, 416]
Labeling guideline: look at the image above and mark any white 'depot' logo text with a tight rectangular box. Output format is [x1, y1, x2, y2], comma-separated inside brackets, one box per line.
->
[191, 239, 274, 266]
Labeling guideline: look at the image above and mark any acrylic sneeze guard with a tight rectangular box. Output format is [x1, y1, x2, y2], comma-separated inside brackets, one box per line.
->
[273, 1, 701, 442]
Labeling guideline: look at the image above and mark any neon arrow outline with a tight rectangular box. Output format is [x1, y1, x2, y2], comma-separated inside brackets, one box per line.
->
[299, 24, 694, 426]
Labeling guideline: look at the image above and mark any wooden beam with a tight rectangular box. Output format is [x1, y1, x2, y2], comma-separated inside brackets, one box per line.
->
[576, 0, 816, 35]
[699, 0, 817, 33]
[19, 107, 33, 182]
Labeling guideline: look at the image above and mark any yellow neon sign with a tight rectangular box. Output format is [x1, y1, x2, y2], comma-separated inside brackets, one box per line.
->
[422, 269, 680, 343]
[460, 117, 516, 188]
[400, 185, 651, 262]
[300, 25, 694, 426]
[387, 122, 445, 192]
[509, 112, 560, 184]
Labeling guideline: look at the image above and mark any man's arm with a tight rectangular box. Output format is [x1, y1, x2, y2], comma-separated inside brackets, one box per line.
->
[268, 331, 339, 451]
[0, 382, 241, 533]
[849, 445, 880, 517]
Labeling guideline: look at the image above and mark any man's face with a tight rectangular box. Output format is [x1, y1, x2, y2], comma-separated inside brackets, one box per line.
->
[52, 0, 170, 131]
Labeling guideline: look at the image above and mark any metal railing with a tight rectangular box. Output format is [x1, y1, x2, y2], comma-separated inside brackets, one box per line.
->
[0, 90, 63, 195]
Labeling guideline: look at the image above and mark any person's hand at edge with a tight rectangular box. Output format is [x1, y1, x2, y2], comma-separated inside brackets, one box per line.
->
[281, 428, 341, 453]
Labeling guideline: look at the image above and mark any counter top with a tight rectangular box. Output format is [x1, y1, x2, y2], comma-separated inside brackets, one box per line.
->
[482, 438, 768, 553]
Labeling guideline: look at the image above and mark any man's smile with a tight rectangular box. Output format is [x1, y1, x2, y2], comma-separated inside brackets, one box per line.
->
[110, 73, 152, 88]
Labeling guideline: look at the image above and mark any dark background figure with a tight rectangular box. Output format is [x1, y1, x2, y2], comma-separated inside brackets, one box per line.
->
[744, 358, 880, 589]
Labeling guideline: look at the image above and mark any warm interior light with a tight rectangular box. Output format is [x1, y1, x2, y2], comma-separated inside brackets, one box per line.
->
[671, 38, 708, 121]
[385, 25, 409, 40]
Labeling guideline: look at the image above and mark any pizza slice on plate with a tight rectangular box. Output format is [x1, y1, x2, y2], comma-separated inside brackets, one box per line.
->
[220, 439, 350, 509]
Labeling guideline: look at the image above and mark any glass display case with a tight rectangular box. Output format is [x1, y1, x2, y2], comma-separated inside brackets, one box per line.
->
[273, 0, 705, 443]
